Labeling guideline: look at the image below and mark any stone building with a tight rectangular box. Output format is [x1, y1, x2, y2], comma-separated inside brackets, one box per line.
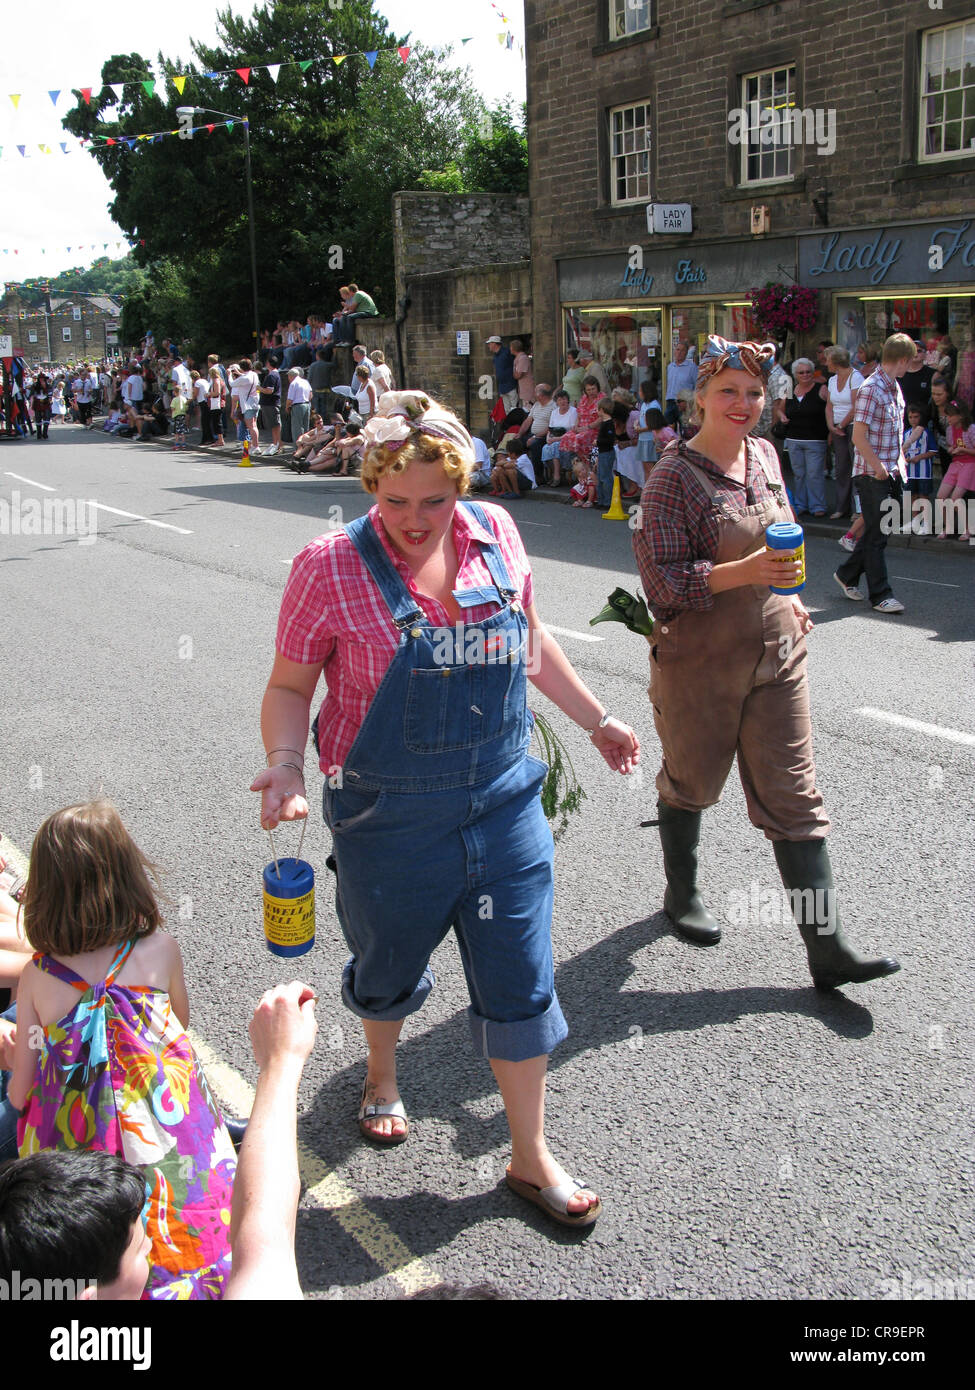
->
[0, 291, 121, 364]
[524, 0, 975, 404]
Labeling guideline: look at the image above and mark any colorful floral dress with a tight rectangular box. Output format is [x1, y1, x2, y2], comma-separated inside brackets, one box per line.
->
[17, 940, 235, 1301]
[559, 391, 605, 464]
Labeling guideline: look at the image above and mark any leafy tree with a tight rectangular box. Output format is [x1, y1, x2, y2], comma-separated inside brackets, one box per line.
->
[60, 1, 481, 352]
[416, 100, 528, 195]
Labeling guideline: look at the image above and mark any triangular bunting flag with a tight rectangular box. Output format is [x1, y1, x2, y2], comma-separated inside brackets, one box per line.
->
[173, 75, 186, 96]
[462, 37, 473, 44]
[106, 138, 116, 146]
[365, 51, 378, 69]
[111, 84, 124, 101]
[60, 142, 69, 153]
[333, 55, 346, 66]
[266, 64, 281, 83]
[206, 124, 214, 133]
[125, 138, 136, 150]
[81, 87, 93, 104]
[398, 47, 410, 63]
[204, 71, 220, 79]
[299, 60, 313, 72]
[139, 239, 146, 246]
[225, 120, 234, 131]
[141, 79, 155, 97]
[49, 90, 61, 106]
[10, 94, 21, 109]
[236, 67, 250, 84]
[17, 145, 25, 157]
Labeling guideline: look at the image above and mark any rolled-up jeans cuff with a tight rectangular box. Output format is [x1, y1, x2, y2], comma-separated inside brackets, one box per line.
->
[467, 993, 568, 1062]
[341, 957, 435, 1022]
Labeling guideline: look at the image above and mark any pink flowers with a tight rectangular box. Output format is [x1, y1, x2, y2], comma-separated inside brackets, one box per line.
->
[747, 284, 819, 338]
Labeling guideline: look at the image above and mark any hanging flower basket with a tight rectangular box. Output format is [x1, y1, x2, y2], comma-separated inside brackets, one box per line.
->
[747, 284, 819, 347]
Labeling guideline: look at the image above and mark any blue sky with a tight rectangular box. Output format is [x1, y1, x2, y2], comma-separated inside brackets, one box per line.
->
[0, 0, 525, 284]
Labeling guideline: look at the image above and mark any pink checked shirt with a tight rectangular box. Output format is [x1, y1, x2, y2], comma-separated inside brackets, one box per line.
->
[276, 502, 534, 771]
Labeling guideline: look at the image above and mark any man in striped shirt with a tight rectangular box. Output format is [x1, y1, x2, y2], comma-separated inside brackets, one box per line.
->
[833, 333, 915, 614]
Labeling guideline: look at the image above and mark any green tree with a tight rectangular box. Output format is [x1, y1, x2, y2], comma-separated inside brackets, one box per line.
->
[416, 100, 528, 195]
[61, 1, 480, 352]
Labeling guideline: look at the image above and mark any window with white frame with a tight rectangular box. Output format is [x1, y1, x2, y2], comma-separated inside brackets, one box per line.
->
[611, 0, 653, 40]
[28, 329, 38, 343]
[610, 102, 652, 204]
[740, 65, 797, 183]
[62, 327, 72, 341]
[920, 20, 975, 160]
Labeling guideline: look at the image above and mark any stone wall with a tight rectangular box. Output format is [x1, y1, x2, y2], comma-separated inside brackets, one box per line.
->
[393, 192, 530, 309]
[348, 259, 534, 435]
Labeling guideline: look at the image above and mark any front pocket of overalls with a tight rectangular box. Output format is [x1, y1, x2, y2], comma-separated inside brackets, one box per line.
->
[404, 665, 491, 752]
[324, 784, 388, 833]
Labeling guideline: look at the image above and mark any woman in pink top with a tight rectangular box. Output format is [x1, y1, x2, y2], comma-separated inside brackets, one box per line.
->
[252, 392, 639, 1229]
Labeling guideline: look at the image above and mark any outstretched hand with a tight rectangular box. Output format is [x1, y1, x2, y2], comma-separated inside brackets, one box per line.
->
[590, 718, 640, 774]
[250, 766, 309, 830]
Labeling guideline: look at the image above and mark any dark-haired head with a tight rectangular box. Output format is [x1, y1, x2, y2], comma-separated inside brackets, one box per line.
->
[0, 1151, 148, 1296]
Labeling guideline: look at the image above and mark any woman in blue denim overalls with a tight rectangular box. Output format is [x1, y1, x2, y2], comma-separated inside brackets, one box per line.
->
[253, 393, 640, 1227]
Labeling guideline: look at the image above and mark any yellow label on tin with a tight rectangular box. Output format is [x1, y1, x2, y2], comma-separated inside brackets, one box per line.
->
[770, 544, 806, 587]
[263, 887, 315, 948]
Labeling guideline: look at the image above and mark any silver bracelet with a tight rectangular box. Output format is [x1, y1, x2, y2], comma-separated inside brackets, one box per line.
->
[583, 713, 612, 737]
[269, 761, 305, 780]
[266, 746, 303, 760]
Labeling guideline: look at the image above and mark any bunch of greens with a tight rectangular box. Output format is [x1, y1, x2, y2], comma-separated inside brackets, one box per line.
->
[531, 712, 587, 843]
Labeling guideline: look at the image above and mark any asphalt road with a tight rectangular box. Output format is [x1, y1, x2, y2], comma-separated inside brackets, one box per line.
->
[2, 426, 973, 1306]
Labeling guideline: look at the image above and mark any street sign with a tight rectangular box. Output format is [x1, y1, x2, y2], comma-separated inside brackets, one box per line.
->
[0, 335, 12, 356]
[456, 331, 471, 356]
[646, 203, 692, 235]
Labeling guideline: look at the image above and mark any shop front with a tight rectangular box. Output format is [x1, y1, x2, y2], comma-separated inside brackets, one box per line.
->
[557, 238, 795, 397]
[799, 218, 975, 403]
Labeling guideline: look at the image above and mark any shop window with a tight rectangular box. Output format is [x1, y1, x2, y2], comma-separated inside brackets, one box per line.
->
[920, 20, 975, 161]
[739, 65, 797, 184]
[837, 294, 975, 404]
[565, 305, 664, 398]
[610, 102, 652, 205]
[610, 0, 654, 40]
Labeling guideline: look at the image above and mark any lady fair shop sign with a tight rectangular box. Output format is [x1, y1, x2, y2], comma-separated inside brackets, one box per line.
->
[619, 259, 707, 294]
[799, 220, 975, 288]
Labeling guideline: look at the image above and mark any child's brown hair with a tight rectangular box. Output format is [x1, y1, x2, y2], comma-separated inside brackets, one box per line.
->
[21, 800, 162, 956]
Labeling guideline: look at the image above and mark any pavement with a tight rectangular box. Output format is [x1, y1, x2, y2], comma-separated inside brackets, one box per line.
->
[1, 424, 973, 1314]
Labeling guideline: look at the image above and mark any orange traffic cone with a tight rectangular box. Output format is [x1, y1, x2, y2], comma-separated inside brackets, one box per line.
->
[602, 475, 627, 521]
[239, 437, 253, 467]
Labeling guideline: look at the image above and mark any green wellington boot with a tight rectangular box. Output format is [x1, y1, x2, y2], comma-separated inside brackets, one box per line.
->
[656, 801, 721, 945]
[773, 840, 901, 990]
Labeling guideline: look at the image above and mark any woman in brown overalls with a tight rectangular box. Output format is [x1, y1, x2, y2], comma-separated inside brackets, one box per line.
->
[633, 337, 900, 990]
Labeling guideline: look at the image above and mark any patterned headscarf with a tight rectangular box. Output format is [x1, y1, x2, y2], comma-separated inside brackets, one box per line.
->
[695, 336, 777, 388]
[361, 390, 475, 464]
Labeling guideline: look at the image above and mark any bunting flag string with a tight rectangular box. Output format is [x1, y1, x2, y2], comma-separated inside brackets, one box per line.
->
[1, 39, 480, 113]
[0, 121, 244, 158]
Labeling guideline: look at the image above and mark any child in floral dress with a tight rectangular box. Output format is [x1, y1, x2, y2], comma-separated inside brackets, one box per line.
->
[8, 800, 235, 1299]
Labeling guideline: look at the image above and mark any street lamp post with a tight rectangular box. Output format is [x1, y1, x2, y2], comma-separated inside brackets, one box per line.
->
[176, 106, 260, 353]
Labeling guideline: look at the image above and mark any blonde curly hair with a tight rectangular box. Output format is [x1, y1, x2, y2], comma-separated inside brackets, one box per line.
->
[361, 433, 473, 494]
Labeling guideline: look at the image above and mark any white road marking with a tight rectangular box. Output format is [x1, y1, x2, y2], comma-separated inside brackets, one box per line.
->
[512, 519, 552, 527]
[547, 625, 604, 643]
[4, 472, 57, 491]
[89, 502, 193, 534]
[889, 575, 961, 588]
[857, 708, 975, 748]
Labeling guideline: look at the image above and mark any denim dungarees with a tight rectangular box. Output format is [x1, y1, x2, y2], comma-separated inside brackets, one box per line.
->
[324, 501, 568, 1063]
